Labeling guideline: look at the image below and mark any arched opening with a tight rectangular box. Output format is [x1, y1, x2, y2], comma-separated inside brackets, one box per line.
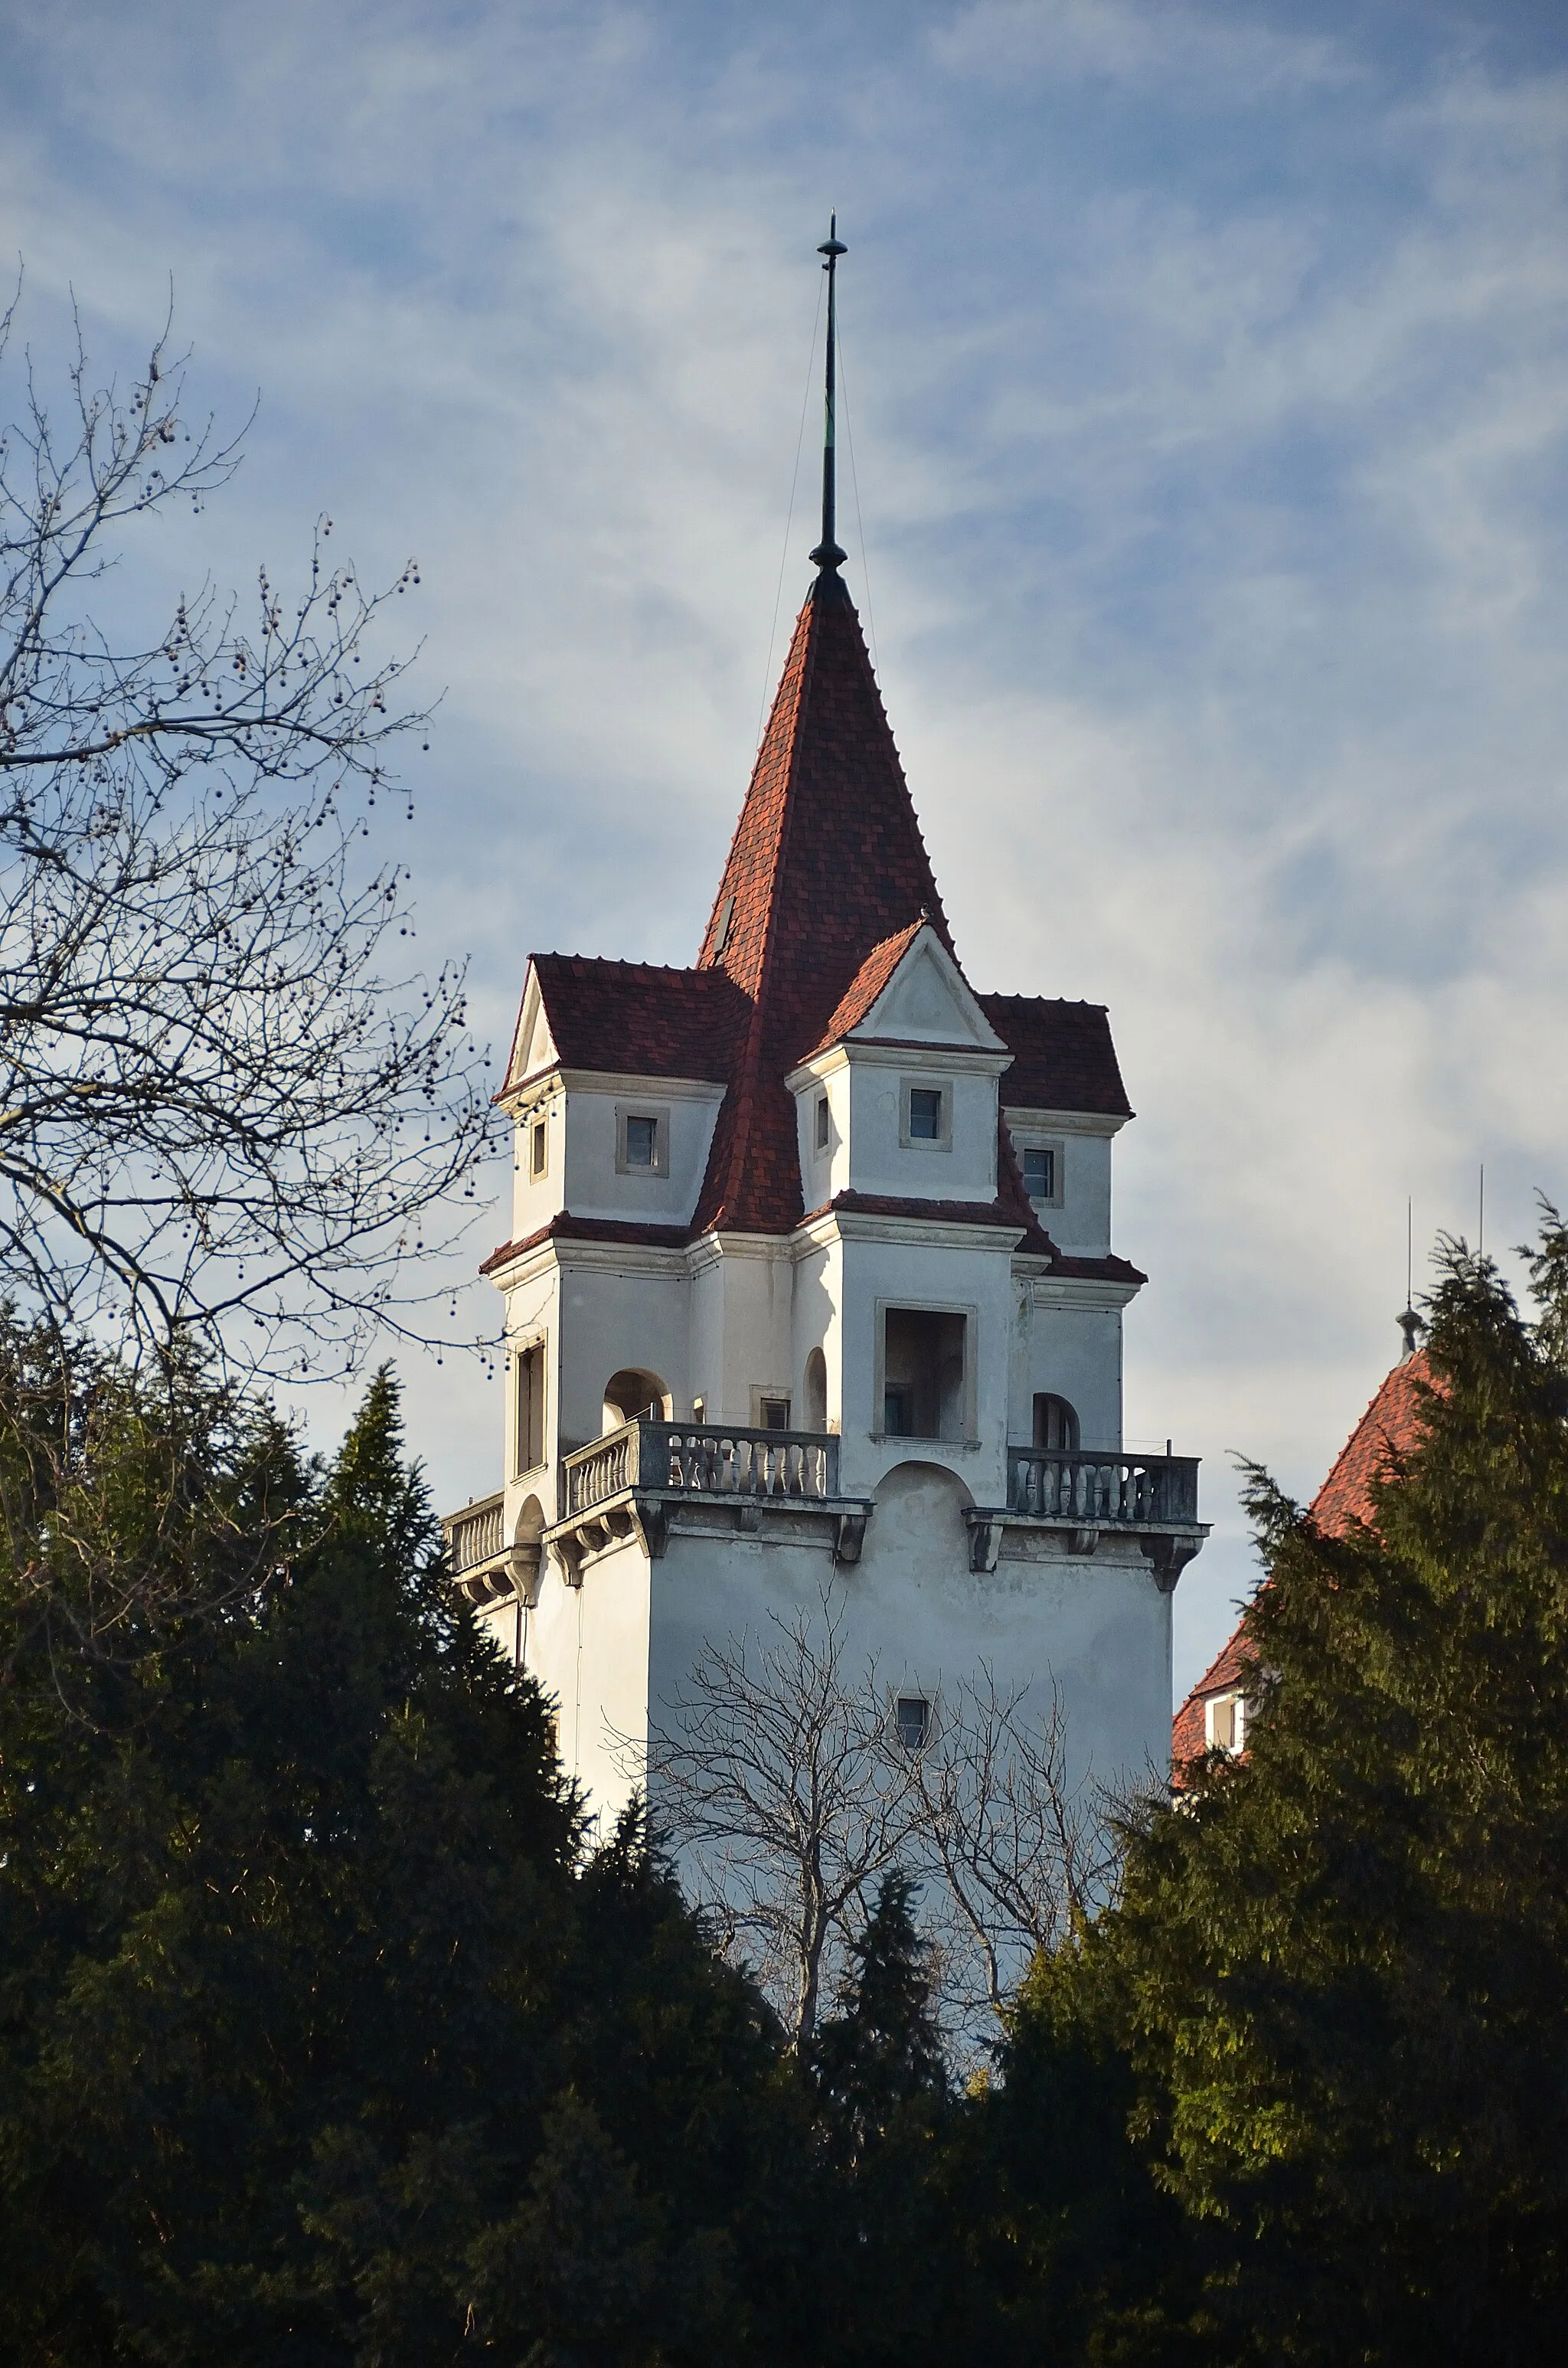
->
[1032, 1393, 1079, 1452]
[602, 1368, 670, 1432]
[803, 1346, 828, 1432]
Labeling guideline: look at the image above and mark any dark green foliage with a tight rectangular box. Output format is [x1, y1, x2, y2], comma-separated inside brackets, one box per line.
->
[0, 1338, 793, 2366]
[991, 1218, 1568, 2365]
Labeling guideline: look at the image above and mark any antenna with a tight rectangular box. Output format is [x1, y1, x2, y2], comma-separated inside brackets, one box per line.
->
[810, 214, 848, 575]
[1478, 1163, 1485, 1261]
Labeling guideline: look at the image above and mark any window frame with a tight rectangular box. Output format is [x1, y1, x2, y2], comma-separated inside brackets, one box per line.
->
[512, 1336, 547, 1478]
[614, 1102, 671, 1179]
[893, 1694, 932, 1752]
[1016, 1132, 1066, 1208]
[899, 1075, 953, 1154]
[528, 1112, 549, 1180]
[874, 1297, 978, 1446]
[751, 1386, 792, 1431]
[815, 1093, 831, 1153]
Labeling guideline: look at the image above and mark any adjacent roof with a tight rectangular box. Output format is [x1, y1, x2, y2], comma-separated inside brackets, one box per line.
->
[1171, 1347, 1435, 1767]
[977, 996, 1132, 1120]
[522, 957, 746, 1087]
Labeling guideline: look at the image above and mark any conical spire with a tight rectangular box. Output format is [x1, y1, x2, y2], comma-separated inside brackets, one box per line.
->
[694, 575, 954, 1232]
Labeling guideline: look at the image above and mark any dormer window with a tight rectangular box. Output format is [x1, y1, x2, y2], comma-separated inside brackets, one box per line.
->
[1020, 1139, 1064, 1206]
[1208, 1694, 1245, 1753]
[616, 1105, 670, 1178]
[900, 1079, 951, 1151]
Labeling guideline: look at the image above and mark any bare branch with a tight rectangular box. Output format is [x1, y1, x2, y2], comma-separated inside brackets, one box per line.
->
[0, 289, 495, 1380]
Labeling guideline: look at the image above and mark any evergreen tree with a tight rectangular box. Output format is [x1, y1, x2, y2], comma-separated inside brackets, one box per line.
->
[0, 1336, 799, 2366]
[997, 1218, 1568, 2365]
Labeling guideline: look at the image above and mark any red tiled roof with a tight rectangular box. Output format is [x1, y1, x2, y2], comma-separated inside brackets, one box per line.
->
[497, 576, 1138, 1249]
[1170, 1348, 1437, 1768]
[521, 956, 747, 1086]
[1310, 1349, 1433, 1536]
[692, 575, 954, 1233]
[481, 1211, 694, 1272]
[979, 996, 1133, 1120]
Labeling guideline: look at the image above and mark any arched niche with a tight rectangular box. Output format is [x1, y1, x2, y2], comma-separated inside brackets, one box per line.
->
[1032, 1393, 1079, 1451]
[803, 1346, 828, 1433]
[602, 1367, 671, 1432]
[862, 1458, 975, 1581]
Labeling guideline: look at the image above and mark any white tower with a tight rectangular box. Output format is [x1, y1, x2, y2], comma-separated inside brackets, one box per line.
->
[443, 233, 1206, 1823]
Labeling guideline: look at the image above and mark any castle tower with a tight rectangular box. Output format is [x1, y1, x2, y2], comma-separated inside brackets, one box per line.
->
[444, 231, 1207, 1821]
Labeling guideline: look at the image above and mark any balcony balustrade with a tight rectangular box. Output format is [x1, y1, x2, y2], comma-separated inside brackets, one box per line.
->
[564, 1419, 840, 1518]
[444, 1489, 505, 1575]
[1006, 1447, 1200, 1527]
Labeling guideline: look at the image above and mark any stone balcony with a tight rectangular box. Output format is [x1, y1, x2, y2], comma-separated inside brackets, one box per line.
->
[443, 1429, 1207, 1599]
[547, 1418, 874, 1579]
[962, 1447, 1208, 1587]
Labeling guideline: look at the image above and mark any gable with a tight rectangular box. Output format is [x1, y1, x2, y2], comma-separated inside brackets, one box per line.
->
[503, 963, 559, 1097]
[845, 927, 1006, 1054]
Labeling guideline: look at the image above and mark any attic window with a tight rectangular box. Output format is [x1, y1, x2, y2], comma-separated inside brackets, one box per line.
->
[710, 895, 735, 957]
[815, 1094, 830, 1152]
[1208, 1695, 1244, 1754]
[900, 1081, 951, 1151]
[616, 1105, 670, 1177]
[529, 1117, 547, 1179]
[1023, 1146, 1054, 1201]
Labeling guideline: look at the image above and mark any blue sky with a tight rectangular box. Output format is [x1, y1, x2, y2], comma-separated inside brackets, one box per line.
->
[5, 0, 1567, 1695]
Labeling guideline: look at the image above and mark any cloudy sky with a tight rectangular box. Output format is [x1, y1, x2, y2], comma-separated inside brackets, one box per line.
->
[5, 0, 1566, 1696]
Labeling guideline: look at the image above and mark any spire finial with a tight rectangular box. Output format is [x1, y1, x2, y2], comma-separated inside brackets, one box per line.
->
[810, 214, 848, 576]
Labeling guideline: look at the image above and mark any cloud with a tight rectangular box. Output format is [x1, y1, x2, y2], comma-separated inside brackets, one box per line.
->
[3, 0, 1567, 1693]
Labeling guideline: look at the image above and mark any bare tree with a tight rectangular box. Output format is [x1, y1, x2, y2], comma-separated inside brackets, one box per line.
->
[0, 288, 492, 1379]
[648, 1587, 1128, 2053]
[645, 1588, 914, 2047]
[897, 1668, 1122, 2024]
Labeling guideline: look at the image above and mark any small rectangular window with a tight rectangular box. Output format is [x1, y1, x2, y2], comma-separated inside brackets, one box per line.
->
[625, 1114, 657, 1168]
[908, 1087, 942, 1140]
[530, 1117, 547, 1179]
[514, 1342, 546, 1476]
[815, 1094, 830, 1152]
[1023, 1146, 1054, 1199]
[760, 1395, 791, 1431]
[895, 1696, 931, 1751]
[1210, 1696, 1243, 1753]
[616, 1104, 671, 1178]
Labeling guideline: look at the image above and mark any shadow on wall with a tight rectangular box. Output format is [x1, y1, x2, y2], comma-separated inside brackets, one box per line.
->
[865, 1460, 975, 1581]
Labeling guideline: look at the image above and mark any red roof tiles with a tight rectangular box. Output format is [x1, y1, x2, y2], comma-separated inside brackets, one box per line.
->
[978, 996, 1133, 1120]
[693, 575, 955, 1233]
[1170, 1349, 1436, 1768]
[501, 571, 1138, 1247]
[524, 957, 746, 1086]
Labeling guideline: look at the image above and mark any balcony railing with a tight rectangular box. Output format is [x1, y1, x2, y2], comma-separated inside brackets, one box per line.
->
[443, 1490, 506, 1575]
[1007, 1448, 1199, 1526]
[564, 1419, 841, 1519]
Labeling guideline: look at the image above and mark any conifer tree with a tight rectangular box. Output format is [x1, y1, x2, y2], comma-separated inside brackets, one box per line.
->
[0, 1335, 801, 2366]
[996, 1215, 1568, 2365]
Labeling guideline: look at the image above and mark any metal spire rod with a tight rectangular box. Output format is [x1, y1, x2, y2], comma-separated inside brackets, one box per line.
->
[811, 214, 848, 573]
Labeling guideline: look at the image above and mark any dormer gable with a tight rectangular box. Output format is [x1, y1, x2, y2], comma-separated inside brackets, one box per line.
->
[832, 923, 1008, 1057]
[501, 961, 560, 1101]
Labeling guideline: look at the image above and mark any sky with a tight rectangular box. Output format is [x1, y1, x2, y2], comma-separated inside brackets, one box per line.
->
[3, 0, 1566, 1698]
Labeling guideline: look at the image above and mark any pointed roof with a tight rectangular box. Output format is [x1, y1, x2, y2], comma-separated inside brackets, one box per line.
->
[693, 573, 955, 1233]
[1171, 1346, 1436, 1765]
